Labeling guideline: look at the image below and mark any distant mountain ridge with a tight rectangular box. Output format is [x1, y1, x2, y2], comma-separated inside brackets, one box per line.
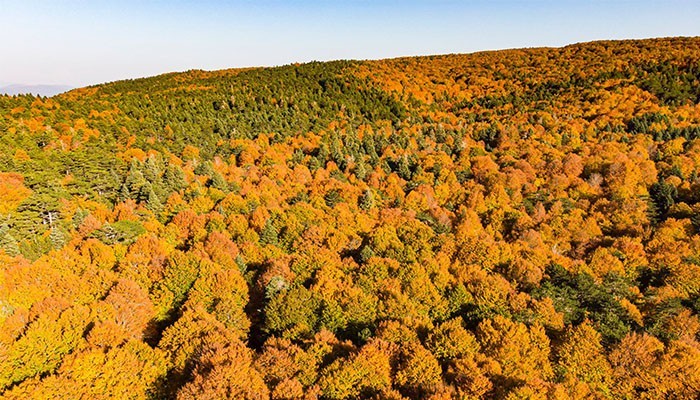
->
[0, 83, 72, 97]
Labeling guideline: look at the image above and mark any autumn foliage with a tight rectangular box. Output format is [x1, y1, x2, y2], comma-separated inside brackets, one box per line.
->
[1, 37, 700, 398]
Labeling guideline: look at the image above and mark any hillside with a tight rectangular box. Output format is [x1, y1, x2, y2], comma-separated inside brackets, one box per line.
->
[1, 37, 700, 398]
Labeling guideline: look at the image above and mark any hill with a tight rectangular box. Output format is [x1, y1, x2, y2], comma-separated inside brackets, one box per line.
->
[1, 37, 700, 399]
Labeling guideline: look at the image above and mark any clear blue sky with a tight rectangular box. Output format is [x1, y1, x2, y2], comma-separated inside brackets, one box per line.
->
[1, 0, 699, 87]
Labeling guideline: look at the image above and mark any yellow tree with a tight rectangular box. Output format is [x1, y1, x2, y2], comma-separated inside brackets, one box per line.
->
[477, 315, 553, 395]
[555, 320, 612, 398]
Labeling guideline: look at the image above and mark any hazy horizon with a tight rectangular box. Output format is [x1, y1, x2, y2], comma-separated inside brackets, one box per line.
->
[2, 1, 700, 89]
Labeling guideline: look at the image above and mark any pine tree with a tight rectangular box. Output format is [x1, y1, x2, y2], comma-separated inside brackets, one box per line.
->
[260, 218, 279, 246]
[355, 158, 367, 180]
[0, 224, 20, 256]
[49, 227, 67, 250]
[143, 156, 162, 182]
[140, 183, 163, 213]
[210, 172, 229, 192]
[359, 189, 375, 211]
[121, 161, 147, 200]
[163, 164, 187, 193]
[324, 189, 342, 208]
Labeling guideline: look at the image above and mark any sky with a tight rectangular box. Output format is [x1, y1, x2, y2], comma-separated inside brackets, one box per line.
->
[1, 0, 699, 88]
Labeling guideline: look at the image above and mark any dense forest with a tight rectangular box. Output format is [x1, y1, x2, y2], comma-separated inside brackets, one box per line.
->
[1, 37, 700, 399]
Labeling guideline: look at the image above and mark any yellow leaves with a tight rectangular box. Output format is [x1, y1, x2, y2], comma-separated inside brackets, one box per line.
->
[185, 263, 250, 337]
[477, 316, 553, 387]
[10, 106, 25, 115]
[605, 153, 647, 199]
[588, 247, 625, 278]
[190, 193, 215, 214]
[383, 173, 406, 205]
[5, 39, 700, 399]
[610, 334, 700, 399]
[13, 149, 30, 163]
[404, 184, 436, 213]
[426, 318, 479, 362]
[654, 339, 700, 398]
[104, 279, 155, 342]
[619, 298, 644, 326]
[176, 333, 268, 400]
[181, 145, 200, 161]
[395, 343, 443, 397]
[470, 155, 500, 185]
[530, 297, 565, 331]
[586, 85, 658, 123]
[251, 206, 271, 231]
[119, 147, 148, 162]
[271, 378, 305, 400]
[22, 117, 46, 133]
[662, 136, 686, 157]
[2, 257, 67, 311]
[318, 339, 393, 400]
[256, 338, 307, 387]
[37, 341, 168, 400]
[555, 321, 612, 397]
[370, 225, 403, 256]
[81, 238, 117, 269]
[0, 172, 31, 214]
[0, 305, 90, 390]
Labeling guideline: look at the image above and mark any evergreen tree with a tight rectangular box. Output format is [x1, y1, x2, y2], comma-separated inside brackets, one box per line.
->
[0, 224, 20, 256]
[143, 156, 162, 182]
[49, 227, 67, 250]
[210, 172, 229, 192]
[163, 164, 187, 193]
[140, 183, 163, 213]
[260, 218, 279, 246]
[359, 189, 375, 211]
[355, 158, 368, 181]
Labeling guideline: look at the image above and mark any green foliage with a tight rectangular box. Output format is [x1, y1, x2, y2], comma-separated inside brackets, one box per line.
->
[637, 60, 700, 106]
[3, 38, 700, 399]
[358, 189, 375, 211]
[324, 188, 343, 208]
[91, 220, 146, 245]
[0, 224, 20, 256]
[649, 179, 677, 220]
[533, 264, 636, 343]
[264, 286, 320, 339]
[259, 218, 279, 246]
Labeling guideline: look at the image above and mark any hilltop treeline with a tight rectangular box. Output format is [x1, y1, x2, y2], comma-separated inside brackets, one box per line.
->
[1, 37, 700, 399]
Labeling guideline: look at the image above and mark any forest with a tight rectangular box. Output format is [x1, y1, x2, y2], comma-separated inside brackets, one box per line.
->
[1, 37, 700, 399]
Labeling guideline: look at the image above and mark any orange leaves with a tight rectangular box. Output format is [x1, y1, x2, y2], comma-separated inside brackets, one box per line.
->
[176, 340, 268, 400]
[204, 231, 239, 268]
[119, 147, 148, 162]
[104, 279, 155, 341]
[0, 305, 91, 390]
[186, 265, 250, 337]
[13, 149, 30, 163]
[477, 316, 553, 389]
[426, 318, 479, 362]
[555, 321, 612, 396]
[171, 209, 207, 243]
[318, 339, 393, 399]
[447, 354, 493, 399]
[7, 340, 168, 400]
[181, 145, 200, 161]
[4, 38, 700, 399]
[0, 172, 31, 214]
[609, 332, 700, 399]
[394, 342, 443, 397]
